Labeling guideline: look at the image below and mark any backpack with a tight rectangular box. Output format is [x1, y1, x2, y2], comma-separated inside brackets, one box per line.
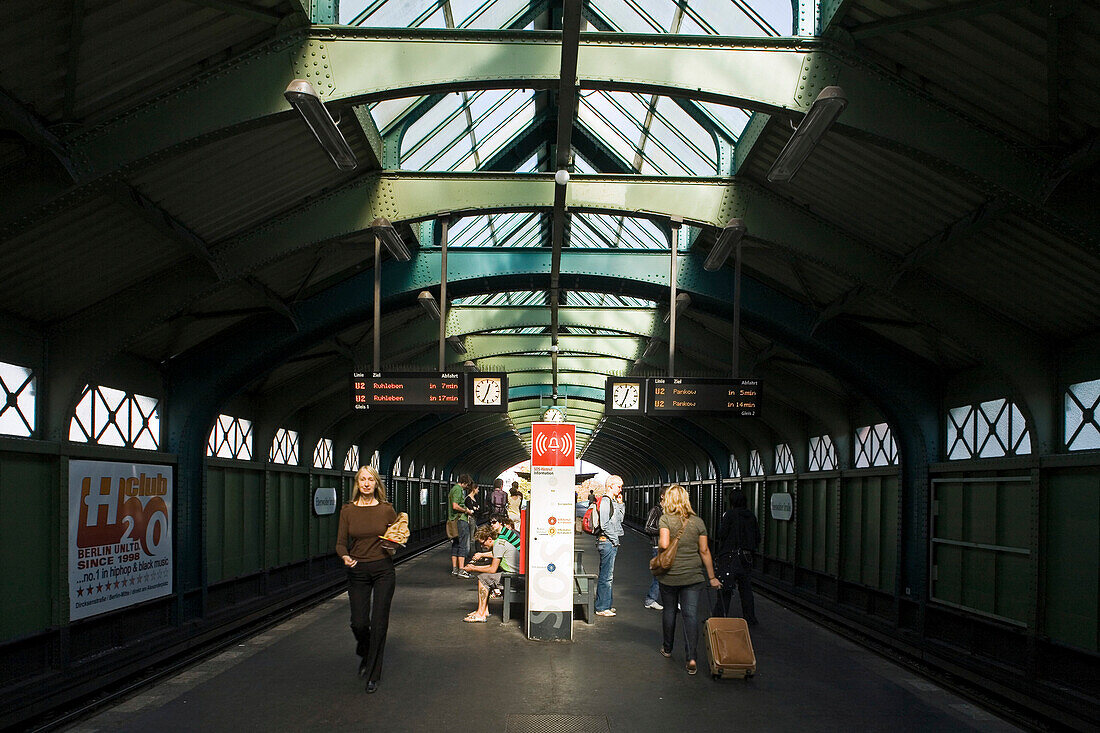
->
[490, 488, 508, 514]
[581, 497, 606, 536]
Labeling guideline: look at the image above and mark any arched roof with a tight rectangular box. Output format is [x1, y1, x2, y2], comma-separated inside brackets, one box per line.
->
[1, 0, 1097, 482]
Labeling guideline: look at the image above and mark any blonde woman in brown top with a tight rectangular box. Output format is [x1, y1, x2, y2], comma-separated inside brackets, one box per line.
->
[336, 465, 398, 693]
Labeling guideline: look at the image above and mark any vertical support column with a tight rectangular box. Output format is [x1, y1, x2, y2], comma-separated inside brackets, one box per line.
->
[373, 235, 381, 372]
[668, 219, 681, 377]
[439, 217, 449, 372]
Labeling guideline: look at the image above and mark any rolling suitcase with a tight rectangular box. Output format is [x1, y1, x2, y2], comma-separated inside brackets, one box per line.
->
[705, 589, 756, 679]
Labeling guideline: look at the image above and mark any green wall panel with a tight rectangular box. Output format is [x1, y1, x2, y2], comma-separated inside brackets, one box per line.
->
[206, 466, 264, 584]
[1043, 469, 1099, 652]
[0, 452, 57, 640]
[930, 476, 1032, 626]
[839, 474, 897, 592]
[764, 479, 796, 562]
[797, 477, 839, 575]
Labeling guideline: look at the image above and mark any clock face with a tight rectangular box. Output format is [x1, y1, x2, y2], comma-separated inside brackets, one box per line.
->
[612, 382, 641, 410]
[542, 407, 566, 423]
[473, 377, 502, 406]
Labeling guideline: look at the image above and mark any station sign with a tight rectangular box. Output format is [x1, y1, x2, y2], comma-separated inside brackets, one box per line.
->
[603, 377, 761, 416]
[351, 372, 508, 412]
[770, 492, 793, 521]
[313, 487, 338, 516]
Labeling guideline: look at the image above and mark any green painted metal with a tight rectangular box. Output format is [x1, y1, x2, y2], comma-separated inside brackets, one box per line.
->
[838, 473, 898, 592]
[61, 29, 1043, 203]
[504, 372, 609, 391]
[449, 306, 660, 336]
[484, 354, 630, 375]
[0, 451, 56, 640]
[797, 476, 840, 576]
[206, 465, 265, 583]
[931, 476, 1033, 626]
[351, 105, 385, 168]
[463, 334, 643, 361]
[1044, 467, 1099, 651]
[764, 478, 798, 563]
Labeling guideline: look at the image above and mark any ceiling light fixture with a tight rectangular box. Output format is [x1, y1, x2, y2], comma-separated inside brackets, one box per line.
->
[371, 217, 411, 262]
[418, 291, 440, 320]
[662, 292, 692, 323]
[554, 169, 570, 186]
[284, 79, 358, 171]
[447, 336, 467, 355]
[767, 86, 847, 183]
[704, 218, 747, 271]
[463, 360, 478, 371]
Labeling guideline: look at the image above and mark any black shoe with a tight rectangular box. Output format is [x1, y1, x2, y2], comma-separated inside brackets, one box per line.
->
[366, 681, 378, 694]
[358, 660, 368, 679]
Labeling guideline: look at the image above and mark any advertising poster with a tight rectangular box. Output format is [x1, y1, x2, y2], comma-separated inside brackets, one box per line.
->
[68, 460, 173, 622]
[527, 422, 576, 641]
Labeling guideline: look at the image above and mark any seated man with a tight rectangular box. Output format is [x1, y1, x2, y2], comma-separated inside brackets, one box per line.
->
[462, 517, 519, 622]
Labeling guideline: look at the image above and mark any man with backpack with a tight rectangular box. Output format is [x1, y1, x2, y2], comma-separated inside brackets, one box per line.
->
[488, 478, 508, 519]
[593, 476, 625, 617]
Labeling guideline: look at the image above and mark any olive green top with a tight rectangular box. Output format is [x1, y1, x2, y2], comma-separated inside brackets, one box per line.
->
[657, 513, 707, 586]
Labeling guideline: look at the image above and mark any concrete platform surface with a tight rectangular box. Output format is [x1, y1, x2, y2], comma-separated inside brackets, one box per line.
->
[64, 531, 1021, 733]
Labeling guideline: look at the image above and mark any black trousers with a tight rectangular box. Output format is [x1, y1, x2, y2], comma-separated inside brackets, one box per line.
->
[347, 556, 396, 683]
[716, 567, 757, 623]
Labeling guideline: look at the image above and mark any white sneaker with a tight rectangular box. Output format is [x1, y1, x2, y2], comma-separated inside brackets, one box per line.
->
[457, 570, 471, 578]
[644, 599, 664, 610]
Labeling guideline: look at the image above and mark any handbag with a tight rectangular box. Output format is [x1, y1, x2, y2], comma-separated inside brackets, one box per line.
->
[445, 518, 459, 539]
[649, 517, 688, 576]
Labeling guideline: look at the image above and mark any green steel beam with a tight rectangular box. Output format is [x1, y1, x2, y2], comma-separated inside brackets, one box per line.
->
[463, 334, 642, 361]
[504, 371, 608, 391]
[482, 354, 630, 374]
[57, 29, 1044, 202]
[449, 306, 660, 336]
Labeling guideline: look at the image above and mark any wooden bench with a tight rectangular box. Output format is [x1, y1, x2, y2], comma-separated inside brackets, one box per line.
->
[500, 572, 598, 624]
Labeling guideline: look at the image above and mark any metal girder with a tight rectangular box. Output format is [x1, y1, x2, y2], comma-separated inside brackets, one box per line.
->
[505, 372, 608, 391]
[55, 29, 1044, 203]
[449, 305, 660, 335]
[507, 384, 605, 402]
[463, 334, 642, 361]
[847, 0, 1027, 40]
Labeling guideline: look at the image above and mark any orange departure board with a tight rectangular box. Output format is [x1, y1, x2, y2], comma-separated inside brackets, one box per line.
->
[351, 372, 464, 411]
[647, 378, 760, 416]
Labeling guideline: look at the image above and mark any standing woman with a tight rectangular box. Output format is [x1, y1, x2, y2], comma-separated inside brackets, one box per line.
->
[656, 484, 722, 674]
[337, 465, 398, 694]
[507, 482, 522, 525]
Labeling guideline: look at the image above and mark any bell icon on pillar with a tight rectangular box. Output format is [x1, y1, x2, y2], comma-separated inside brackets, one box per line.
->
[548, 436, 560, 452]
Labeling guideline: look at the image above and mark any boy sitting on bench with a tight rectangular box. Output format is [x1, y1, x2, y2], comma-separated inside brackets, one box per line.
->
[462, 515, 519, 622]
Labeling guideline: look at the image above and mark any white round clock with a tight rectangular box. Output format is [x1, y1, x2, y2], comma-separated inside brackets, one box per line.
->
[542, 406, 566, 423]
[472, 376, 503, 406]
[612, 382, 641, 410]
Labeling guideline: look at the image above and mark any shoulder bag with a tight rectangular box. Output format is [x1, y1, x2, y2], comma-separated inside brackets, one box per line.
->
[649, 517, 688, 576]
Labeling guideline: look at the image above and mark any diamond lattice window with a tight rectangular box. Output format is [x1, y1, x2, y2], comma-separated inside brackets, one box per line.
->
[1065, 378, 1100, 451]
[269, 429, 299, 465]
[70, 385, 160, 450]
[749, 449, 764, 477]
[729, 454, 741, 478]
[808, 435, 837, 471]
[207, 414, 253, 459]
[344, 445, 361, 472]
[371, 450, 381, 470]
[774, 443, 795, 474]
[854, 423, 898, 468]
[947, 398, 1032, 460]
[0, 361, 35, 437]
[314, 438, 334, 469]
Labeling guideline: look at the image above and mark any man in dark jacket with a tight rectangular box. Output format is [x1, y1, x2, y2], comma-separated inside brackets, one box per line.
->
[642, 486, 666, 610]
[715, 488, 759, 625]
[488, 478, 508, 518]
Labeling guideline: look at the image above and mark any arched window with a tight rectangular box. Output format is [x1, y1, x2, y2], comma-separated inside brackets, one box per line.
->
[749, 450, 764, 477]
[313, 438, 334, 469]
[71, 384, 160, 450]
[728, 454, 741, 478]
[207, 414, 252, 459]
[774, 443, 795, 474]
[1065, 378, 1100, 451]
[344, 445, 361, 472]
[269, 429, 299, 465]
[854, 423, 898, 467]
[808, 435, 838, 471]
[947, 398, 1031, 460]
[0, 360, 35, 437]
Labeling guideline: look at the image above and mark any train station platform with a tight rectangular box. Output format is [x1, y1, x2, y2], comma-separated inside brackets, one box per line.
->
[64, 531, 1020, 733]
